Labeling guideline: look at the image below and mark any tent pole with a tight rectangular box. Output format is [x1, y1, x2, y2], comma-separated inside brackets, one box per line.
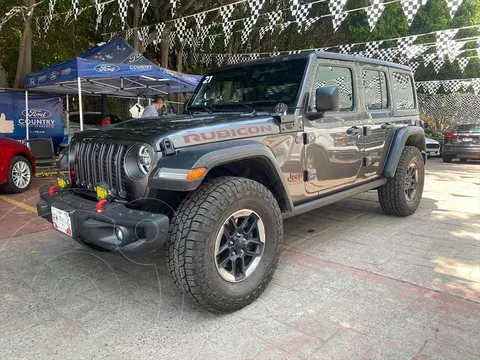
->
[77, 77, 84, 131]
[25, 90, 30, 147]
[66, 94, 70, 143]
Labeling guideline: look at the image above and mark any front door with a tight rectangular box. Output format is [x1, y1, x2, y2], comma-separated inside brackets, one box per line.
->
[304, 62, 363, 195]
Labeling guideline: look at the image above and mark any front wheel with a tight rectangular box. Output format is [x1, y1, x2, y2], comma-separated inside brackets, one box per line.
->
[167, 177, 283, 312]
[2, 156, 33, 193]
[378, 146, 424, 217]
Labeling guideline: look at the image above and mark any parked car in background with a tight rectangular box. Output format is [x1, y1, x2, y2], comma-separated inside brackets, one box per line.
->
[425, 137, 441, 158]
[0, 137, 36, 193]
[442, 124, 480, 163]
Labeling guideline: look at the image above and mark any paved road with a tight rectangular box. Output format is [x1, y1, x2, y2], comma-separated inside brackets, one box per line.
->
[1, 159, 479, 359]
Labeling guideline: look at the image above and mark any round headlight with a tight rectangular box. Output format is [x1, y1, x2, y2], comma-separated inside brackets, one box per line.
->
[138, 146, 152, 174]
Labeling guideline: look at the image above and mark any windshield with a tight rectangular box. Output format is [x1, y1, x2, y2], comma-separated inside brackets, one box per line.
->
[453, 124, 480, 132]
[188, 58, 308, 112]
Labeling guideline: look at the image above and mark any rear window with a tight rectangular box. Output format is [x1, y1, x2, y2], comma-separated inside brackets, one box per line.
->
[453, 124, 480, 132]
[392, 72, 416, 110]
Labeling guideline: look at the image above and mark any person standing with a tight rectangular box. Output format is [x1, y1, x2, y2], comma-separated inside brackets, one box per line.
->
[141, 95, 165, 118]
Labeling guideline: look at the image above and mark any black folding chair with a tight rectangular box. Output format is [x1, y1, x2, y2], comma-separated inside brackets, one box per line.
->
[29, 138, 56, 169]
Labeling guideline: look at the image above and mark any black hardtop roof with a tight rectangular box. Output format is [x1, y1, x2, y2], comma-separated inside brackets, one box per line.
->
[209, 51, 412, 73]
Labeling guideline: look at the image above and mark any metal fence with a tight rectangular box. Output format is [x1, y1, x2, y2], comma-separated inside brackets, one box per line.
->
[418, 93, 480, 127]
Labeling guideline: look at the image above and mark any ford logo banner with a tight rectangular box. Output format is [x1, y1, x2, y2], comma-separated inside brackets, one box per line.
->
[94, 64, 121, 73]
[49, 71, 59, 80]
[22, 109, 53, 118]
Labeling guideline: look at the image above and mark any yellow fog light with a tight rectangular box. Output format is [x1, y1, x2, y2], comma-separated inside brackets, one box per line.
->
[96, 185, 109, 200]
[57, 176, 69, 189]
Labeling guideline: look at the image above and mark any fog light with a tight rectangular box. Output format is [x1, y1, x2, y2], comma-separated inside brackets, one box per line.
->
[57, 175, 69, 189]
[115, 227, 124, 241]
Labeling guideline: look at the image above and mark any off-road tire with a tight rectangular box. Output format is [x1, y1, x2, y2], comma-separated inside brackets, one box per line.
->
[2, 156, 33, 193]
[378, 146, 424, 217]
[167, 177, 283, 312]
[442, 155, 453, 163]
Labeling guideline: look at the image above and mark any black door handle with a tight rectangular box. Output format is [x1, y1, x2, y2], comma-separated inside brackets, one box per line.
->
[347, 126, 361, 135]
[381, 122, 395, 130]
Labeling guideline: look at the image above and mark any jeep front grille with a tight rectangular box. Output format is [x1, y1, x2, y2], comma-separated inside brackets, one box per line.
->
[72, 139, 129, 198]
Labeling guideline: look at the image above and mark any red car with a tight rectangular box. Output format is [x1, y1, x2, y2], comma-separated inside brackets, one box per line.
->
[0, 137, 36, 193]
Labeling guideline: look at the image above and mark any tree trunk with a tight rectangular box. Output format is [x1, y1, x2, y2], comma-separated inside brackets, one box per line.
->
[131, 0, 141, 52]
[0, 61, 9, 88]
[14, 0, 35, 89]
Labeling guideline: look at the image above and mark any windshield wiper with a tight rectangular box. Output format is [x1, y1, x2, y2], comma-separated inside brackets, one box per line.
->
[237, 102, 257, 115]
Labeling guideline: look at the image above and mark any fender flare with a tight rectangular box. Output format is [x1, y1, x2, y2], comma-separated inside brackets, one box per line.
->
[148, 140, 293, 211]
[383, 126, 426, 178]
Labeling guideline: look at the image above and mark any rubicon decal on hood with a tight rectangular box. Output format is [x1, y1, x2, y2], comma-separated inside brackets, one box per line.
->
[182, 124, 275, 144]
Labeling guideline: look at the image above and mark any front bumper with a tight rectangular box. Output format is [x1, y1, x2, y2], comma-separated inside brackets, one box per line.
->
[37, 185, 170, 255]
[443, 145, 480, 159]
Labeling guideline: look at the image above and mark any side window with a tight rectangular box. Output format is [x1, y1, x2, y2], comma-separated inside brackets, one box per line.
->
[392, 72, 415, 110]
[313, 66, 354, 111]
[362, 70, 389, 110]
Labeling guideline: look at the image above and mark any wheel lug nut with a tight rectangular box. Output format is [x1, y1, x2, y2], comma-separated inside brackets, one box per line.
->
[229, 241, 234, 245]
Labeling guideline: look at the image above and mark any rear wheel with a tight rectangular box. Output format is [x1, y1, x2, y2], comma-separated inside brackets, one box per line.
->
[167, 177, 283, 312]
[442, 155, 453, 163]
[2, 156, 33, 193]
[378, 146, 424, 217]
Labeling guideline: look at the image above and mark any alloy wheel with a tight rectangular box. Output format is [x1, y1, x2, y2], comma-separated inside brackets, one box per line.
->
[404, 162, 419, 201]
[12, 161, 31, 189]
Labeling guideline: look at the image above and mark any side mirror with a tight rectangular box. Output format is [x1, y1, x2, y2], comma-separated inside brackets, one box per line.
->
[315, 86, 340, 112]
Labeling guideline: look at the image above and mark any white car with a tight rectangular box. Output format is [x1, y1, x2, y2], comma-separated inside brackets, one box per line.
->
[426, 137, 441, 158]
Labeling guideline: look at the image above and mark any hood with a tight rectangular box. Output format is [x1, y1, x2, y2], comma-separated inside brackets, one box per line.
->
[74, 113, 280, 151]
[425, 137, 440, 145]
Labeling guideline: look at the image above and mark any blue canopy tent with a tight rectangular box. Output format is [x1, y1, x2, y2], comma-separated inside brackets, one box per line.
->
[25, 38, 201, 132]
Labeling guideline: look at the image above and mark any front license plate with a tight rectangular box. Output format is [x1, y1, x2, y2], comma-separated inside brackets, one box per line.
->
[429, 151, 437, 155]
[463, 137, 473, 142]
[51, 206, 72, 236]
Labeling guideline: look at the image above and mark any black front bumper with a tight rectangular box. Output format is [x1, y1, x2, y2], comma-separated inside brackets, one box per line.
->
[37, 185, 170, 255]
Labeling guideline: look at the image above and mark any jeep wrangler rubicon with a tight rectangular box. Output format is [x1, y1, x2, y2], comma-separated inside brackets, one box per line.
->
[37, 52, 426, 312]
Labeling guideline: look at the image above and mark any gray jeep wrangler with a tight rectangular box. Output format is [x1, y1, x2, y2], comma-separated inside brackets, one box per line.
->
[37, 52, 426, 312]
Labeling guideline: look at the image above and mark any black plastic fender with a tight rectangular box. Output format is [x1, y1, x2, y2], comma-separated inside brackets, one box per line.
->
[383, 126, 426, 178]
[148, 140, 293, 211]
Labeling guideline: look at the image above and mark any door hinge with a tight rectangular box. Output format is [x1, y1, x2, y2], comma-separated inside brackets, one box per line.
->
[363, 126, 372, 137]
[303, 133, 309, 144]
[362, 158, 367, 167]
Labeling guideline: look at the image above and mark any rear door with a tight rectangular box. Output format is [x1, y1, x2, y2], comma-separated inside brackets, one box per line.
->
[360, 68, 395, 180]
[304, 61, 363, 195]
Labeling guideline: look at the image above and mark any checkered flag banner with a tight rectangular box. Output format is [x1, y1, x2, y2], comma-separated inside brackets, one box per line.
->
[328, 0, 348, 31]
[404, 43, 428, 60]
[141, 26, 150, 48]
[194, 12, 207, 28]
[43, 0, 57, 34]
[447, 40, 465, 62]
[141, 0, 150, 20]
[279, 21, 292, 33]
[290, 0, 312, 33]
[376, 47, 399, 62]
[208, 35, 216, 48]
[401, 0, 428, 27]
[471, 78, 480, 95]
[423, 53, 436, 65]
[34, 17, 42, 37]
[95, 1, 106, 30]
[435, 29, 458, 58]
[366, 0, 385, 31]
[154, 23, 165, 43]
[432, 59, 445, 73]
[258, 10, 282, 39]
[270, 51, 281, 57]
[415, 82, 422, 91]
[197, 24, 212, 47]
[171, 0, 178, 17]
[457, 57, 469, 72]
[175, 17, 187, 43]
[0, 6, 26, 32]
[125, 28, 134, 41]
[304, 17, 321, 32]
[460, 80, 470, 92]
[397, 35, 418, 52]
[118, 0, 129, 29]
[337, 44, 353, 54]
[242, 15, 259, 44]
[423, 81, 441, 94]
[361, 41, 383, 58]
[408, 61, 420, 72]
[446, 0, 464, 18]
[442, 80, 462, 93]
[71, 0, 79, 19]
[220, 4, 236, 48]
